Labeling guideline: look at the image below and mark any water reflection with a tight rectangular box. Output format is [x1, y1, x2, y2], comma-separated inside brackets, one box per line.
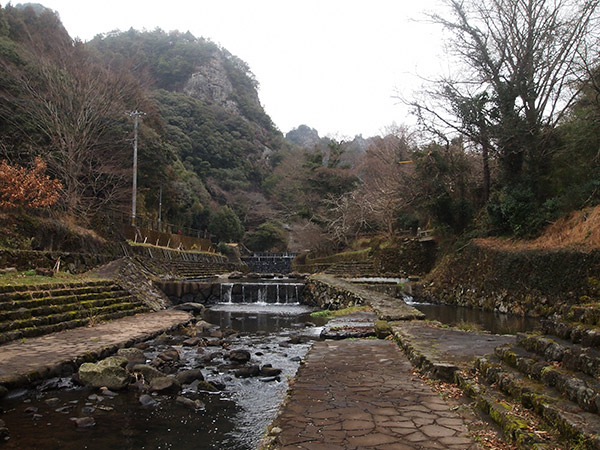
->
[409, 301, 540, 334]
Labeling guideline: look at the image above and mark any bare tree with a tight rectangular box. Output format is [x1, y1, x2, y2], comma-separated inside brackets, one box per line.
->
[406, 0, 599, 191]
[0, 41, 145, 219]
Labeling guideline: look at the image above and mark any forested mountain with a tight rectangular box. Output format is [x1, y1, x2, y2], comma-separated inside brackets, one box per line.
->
[3, 1, 599, 256]
[0, 3, 293, 244]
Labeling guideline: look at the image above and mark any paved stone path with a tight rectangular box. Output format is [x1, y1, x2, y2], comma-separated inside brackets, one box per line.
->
[270, 339, 480, 450]
[0, 310, 192, 387]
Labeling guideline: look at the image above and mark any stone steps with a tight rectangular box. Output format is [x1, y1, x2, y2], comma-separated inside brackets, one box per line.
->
[0, 294, 136, 322]
[0, 281, 150, 344]
[0, 306, 149, 344]
[473, 354, 600, 448]
[454, 370, 560, 448]
[562, 303, 600, 326]
[324, 261, 376, 277]
[0, 290, 131, 311]
[516, 333, 600, 380]
[541, 319, 600, 349]
[140, 258, 233, 279]
[495, 343, 600, 415]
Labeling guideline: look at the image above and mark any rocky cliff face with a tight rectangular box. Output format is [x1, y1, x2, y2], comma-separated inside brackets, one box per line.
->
[183, 54, 237, 112]
[183, 53, 261, 117]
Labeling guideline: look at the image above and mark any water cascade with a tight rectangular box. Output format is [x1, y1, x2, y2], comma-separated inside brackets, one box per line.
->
[218, 281, 304, 304]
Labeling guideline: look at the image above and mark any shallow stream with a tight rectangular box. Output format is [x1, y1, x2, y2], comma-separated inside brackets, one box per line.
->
[0, 303, 325, 450]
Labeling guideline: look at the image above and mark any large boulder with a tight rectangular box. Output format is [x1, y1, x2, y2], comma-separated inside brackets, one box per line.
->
[78, 356, 130, 390]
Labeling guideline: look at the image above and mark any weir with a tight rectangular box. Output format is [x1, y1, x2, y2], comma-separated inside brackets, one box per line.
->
[218, 281, 305, 304]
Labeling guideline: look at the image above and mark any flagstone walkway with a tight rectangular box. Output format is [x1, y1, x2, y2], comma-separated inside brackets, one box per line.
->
[267, 339, 480, 450]
[0, 310, 192, 388]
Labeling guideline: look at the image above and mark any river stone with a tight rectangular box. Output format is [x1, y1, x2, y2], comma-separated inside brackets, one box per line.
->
[229, 349, 251, 363]
[70, 417, 95, 428]
[0, 385, 7, 399]
[150, 377, 181, 394]
[0, 419, 8, 441]
[139, 394, 157, 407]
[173, 302, 206, 315]
[260, 365, 282, 377]
[131, 364, 164, 383]
[158, 348, 180, 362]
[234, 365, 260, 378]
[175, 369, 204, 385]
[182, 337, 200, 347]
[78, 356, 130, 390]
[117, 348, 146, 364]
[176, 396, 206, 410]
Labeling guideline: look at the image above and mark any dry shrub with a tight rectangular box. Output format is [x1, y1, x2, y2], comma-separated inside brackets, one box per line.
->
[0, 157, 62, 209]
[476, 205, 600, 251]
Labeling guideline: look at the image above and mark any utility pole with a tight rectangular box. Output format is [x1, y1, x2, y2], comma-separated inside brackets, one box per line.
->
[127, 110, 145, 226]
[158, 184, 163, 232]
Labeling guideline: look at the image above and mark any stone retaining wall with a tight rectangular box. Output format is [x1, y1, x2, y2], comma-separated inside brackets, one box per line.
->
[0, 249, 114, 273]
[155, 280, 220, 304]
[305, 275, 424, 321]
[418, 242, 600, 317]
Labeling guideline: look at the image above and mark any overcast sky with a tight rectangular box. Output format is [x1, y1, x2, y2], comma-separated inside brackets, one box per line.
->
[14, 0, 446, 138]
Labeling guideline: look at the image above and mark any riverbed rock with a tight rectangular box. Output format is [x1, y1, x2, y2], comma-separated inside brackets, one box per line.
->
[234, 365, 260, 378]
[182, 337, 201, 347]
[131, 364, 164, 383]
[70, 417, 95, 428]
[139, 394, 157, 407]
[176, 395, 205, 410]
[150, 376, 181, 394]
[158, 348, 181, 363]
[228, 349, 251, 363]
[175, 369, 204, 385]
[78, 356, 130, 391]
[173, 302, 206, 316]
[117, 348, 147, 364]
[260, 365, 282, 377]
[0, 419, 9, 441]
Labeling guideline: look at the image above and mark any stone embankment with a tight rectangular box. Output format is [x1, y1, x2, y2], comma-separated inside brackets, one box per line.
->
[304, 274, 424, 321]
[0, 310, 192, 390]
[418, 241, 600, 317]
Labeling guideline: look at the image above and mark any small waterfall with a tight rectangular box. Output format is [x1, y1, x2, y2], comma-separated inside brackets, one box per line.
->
[217, 282, 304, 304]
[258, 285, 267, 304]
[220, 283, 233, 303]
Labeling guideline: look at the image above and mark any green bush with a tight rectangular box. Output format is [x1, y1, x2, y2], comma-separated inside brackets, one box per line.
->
[208, 206, 243, 242]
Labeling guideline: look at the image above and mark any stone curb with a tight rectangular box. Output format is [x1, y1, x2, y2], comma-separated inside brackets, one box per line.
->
[391, 326, 554, 449]
[392, 326, 459, 382]
[0, 312, 193, 390]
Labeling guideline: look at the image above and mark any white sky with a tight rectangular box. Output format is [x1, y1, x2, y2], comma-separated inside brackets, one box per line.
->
[11, 0, 447, 138]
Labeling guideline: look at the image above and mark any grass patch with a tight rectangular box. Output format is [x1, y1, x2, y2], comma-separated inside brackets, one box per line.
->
[0, 271, 100, 287]
[310, 305, 372, 318]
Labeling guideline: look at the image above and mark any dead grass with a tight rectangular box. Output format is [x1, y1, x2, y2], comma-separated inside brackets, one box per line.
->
[476, 205, 600, 251]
